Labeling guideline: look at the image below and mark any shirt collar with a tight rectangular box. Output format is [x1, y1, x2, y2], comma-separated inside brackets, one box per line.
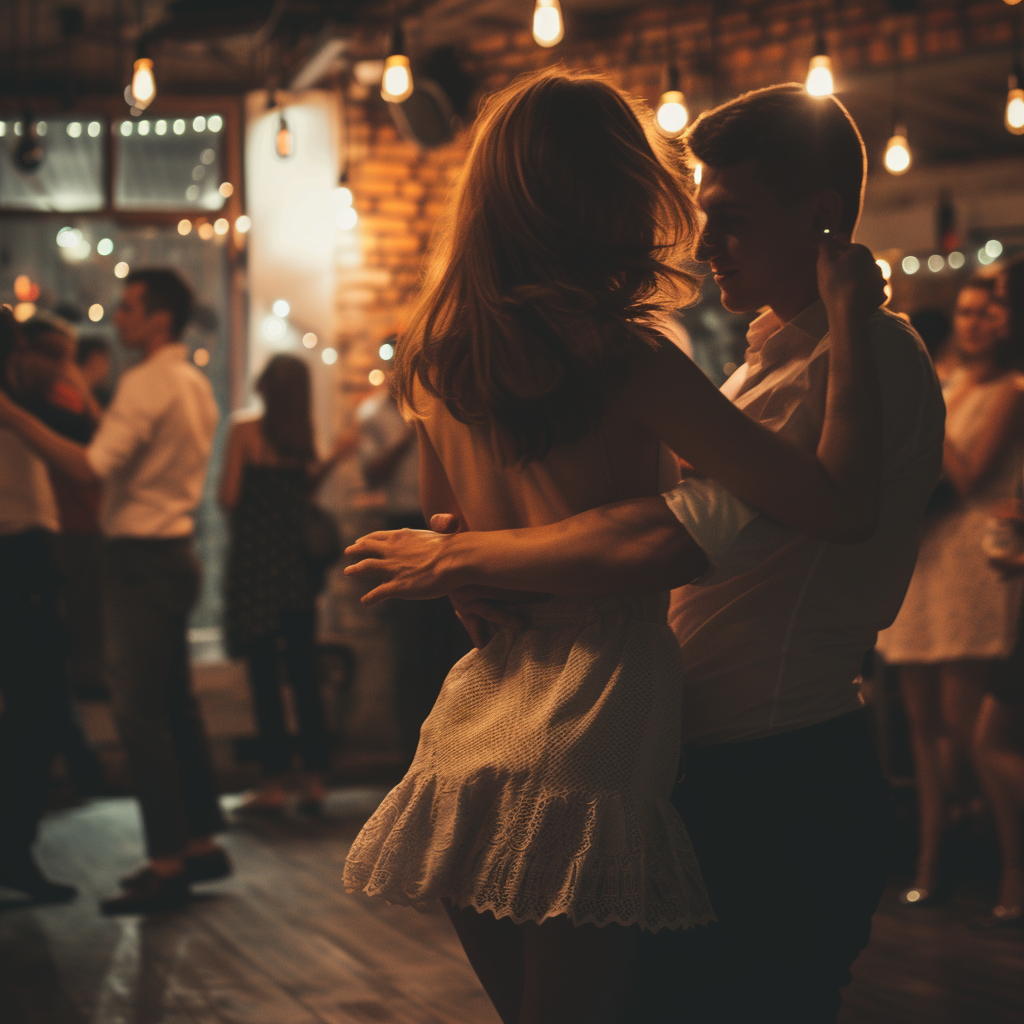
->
[744, 300, 830, 375]
[147, 342, 188, 364]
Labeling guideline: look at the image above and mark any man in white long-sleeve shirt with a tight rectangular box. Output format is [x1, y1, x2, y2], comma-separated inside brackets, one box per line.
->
[341, 86, 944, 1022]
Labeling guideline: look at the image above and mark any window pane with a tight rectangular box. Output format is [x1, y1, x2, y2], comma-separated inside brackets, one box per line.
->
[114, 115, 226, 211]
[0, 117, 105, 211]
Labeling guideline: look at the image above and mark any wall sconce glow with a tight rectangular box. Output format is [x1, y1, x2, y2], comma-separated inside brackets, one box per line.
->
[379, 343, 395, 361]
[88, 121, 101, 137]
[219, 182, 234, 197]
[533, 0, 564, 47]
[56, 226, 82, 248]
[131, 57, 156, 110]
[336, 207, 359, 230]
[322, 348, 338, 365]
[193, 116, 207, 132]
[927, 254, 944, 272]
[177, 219, 192, 235]
[368, 368, 385, 386]
[114, 262, 130, 278]
[901, 255, 919, 274]
[198, 222, 215, 240]
[263, 316, 286, 341]
[13, 302, 37, 322]
[173, 119, 186, 135]
[88, 303, 104, 322]
[381, 56, 413, 102]
[66, 122, 82, 138]
[947, 251, 965, 269]
[193, 348, 210, 367]
[875, 258, 891, 280]
[302, 333, 318, 349]
[883, 128, 911, 175]
[214, 218, 229, 235]
[272, 299, 291, 317]
[207, 115, 223, 132]
[235, 215, 251, 233]
[656, 69, 689, 136]
[806, 54, 834, 97]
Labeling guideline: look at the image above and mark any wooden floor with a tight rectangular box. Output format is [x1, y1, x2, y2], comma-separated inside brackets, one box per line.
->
[2, 792, 1022, 1024]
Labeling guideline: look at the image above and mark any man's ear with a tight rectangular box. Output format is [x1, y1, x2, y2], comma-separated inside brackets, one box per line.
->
[810, 189, 844, 237]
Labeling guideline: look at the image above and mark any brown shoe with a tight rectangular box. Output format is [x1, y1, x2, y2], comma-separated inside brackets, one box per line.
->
[101, 869, 189, 915]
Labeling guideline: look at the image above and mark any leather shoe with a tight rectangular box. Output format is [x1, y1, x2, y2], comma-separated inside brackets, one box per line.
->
[101, 869, 189, 915]
[0, 857, 77, 904]
[119, 847, 232, 888]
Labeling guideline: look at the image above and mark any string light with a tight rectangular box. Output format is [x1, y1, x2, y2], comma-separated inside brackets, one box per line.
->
[214, 218, 229, 235]
[88, 304, 104, 322]
[322, 348, 338, 365]
[368, 368, 385, 386]
[177, 219, 192, 235]
[656, 66, 689, 136]
[275, 114, 293, 158]
[114, 262, 130, 278]
[902, 255, 920, 274]
[533, 0, 564, 47]
[302, 333, 318, 349]
[235, 215, 251, 233]
[130, 56, 156, 110]
[884, 124, 911, 175]
[1007, 67, 1024, 135]
[272, 299, 290, 317]
[806, 54, 834, 97]
[382, 24, 414, 103]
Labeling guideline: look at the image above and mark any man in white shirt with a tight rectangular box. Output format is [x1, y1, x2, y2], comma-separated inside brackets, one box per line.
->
[0, 270, 229, 915]
[342, 87, 944, 1022]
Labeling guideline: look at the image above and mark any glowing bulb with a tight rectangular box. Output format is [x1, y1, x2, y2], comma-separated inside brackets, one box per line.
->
[235, 215, 251, 233]
[88, 121, 101, 137]
[193, 116, 206, 132]
[656, 91, 689, 135]
[131, 57, 156, 109]
[138, 120, 150, 136]
[986, 239, 1003, 259]
[198, 222, 215, 240]
[533, 0, 564, 47]
[66, 121, 82, 138]
[336, 207, 358, 230]
[368, 368, 385, 386]
[335, 185, 354, 207]
[947, 251, 965, 269]
[13, 302, 37, 322]
[155, 119, 167, 135]
[884, 129, 911, 175]
[114, 261, 130, 278]
[928, 254, 944, 272]
[272, 299, 290, 317]
[214, 218, 229, 235]
[219, 182, 234, 197]
[88, 303, 104, 322]
[322, 348, 338, 365]
[120, 120, 133, 137]
[875, 258, 892, 280]
[173, 118, 185, 135]
[902, 255, 920, 274]
[1007, 88, 1024, 134]
[381, 55, 413, 102]
[302, 333, 317, 349]
[177, 219, 192, 235]
[379, 343, 395, 360]
[98, 237, 117, 256]
[193, 348, 210, 366]
[275, 115, 293, 158]
[56, 226, 82, 248]
[806, 54, 834, 97]
[207, 115, 223, 132]
[13, 275, 32, 300]
[263, 317, 285, 341]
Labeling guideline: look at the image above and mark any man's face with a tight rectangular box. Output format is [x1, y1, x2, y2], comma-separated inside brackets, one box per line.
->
[952, 287, 1007, 360]
[114, 282, 159, 349]
[695, 161, 821, 315]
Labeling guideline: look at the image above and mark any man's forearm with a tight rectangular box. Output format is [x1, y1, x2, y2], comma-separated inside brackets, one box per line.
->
[4, 402, 98, 484]
[441, 497, 708, 597]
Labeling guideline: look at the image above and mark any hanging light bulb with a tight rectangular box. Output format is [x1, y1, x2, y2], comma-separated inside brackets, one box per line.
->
[381, 24, 413, 103]
[275, 114, 293, 158]
[656, 66, 689, 136]
[533, 0, 564, 48]
[334, 168, 354, 208]
[131, 56, 156, 110]
[806, 54, 834, 97]
[884, 124, 911, 175]
[1007, 69, 1024, 135]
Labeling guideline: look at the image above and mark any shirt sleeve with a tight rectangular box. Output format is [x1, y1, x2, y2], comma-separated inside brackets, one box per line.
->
[662, 476, 790, 585]
[85, 376, 156, 479]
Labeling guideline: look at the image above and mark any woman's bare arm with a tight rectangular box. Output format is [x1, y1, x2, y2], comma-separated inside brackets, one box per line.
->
[217, 421, 248, 512]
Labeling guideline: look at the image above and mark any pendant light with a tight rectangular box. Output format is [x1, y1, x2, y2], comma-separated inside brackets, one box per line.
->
[1008, 69, 1024, 135]
[532, 0, 564, 48]
[131, 54, 156, 110]
[381, 23, 413, 103]
[655, 65, 689, 136]
[884, 124, 911, 175]
[805, 11, 833, 97]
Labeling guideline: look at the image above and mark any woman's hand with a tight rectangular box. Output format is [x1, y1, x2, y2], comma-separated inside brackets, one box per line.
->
[817, 236, 887, 323]
[345, 528, 465, 604]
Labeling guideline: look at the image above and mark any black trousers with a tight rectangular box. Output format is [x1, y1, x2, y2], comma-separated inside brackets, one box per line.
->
[244, 608, 329, 775]
[630, 710, 893, 1024]
[103, 538, 225, 858]
[0, 530, 69, 866]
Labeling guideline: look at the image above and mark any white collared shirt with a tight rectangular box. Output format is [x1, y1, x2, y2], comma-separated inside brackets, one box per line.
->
[86, 343, 219, 538]
[663, 302, 945, 746]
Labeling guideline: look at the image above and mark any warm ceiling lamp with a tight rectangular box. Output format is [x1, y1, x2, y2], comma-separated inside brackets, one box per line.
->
[131, 55, 156, 110]
[655, 66, 688, 136]
[884, 124, 912, 175]
[275, 114, 293, 158]
[1007, 67, 1024, 135]
[806, 54, 834, 97]
[533, 0, 564, 48]
[381, 24, 413, 102]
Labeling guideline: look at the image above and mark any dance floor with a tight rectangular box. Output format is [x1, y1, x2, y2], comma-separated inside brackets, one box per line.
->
[1, 791, 1022, 1024]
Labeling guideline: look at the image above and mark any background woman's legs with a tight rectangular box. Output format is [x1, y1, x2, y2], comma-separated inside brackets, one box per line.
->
[243, 630, 290, 808]
[938, 660, 989, 808]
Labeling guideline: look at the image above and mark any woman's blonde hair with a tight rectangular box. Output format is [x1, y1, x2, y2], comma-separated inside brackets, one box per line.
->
[394, 67, 700, 464]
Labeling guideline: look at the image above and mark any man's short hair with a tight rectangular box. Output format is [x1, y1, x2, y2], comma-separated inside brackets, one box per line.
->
[76, 336, 111, 365]
[21, 314, 75, 360]
[125, 268, 194, 339]
[685, 84, 867, 234]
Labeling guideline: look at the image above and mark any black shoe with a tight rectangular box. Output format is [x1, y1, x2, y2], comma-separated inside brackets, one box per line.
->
[100, 869, 189, 915]
[0, 857, 77, 905]
[119, 847, 232, 888]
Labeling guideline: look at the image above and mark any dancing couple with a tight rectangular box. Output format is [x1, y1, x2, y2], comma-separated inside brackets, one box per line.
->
[343, 71, 945, 1024]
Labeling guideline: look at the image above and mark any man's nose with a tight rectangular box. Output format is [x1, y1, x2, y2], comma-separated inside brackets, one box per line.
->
[695, 232, 714, 263]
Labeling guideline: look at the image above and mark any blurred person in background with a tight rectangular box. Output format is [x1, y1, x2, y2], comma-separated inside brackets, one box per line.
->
[0, 307, 78, 904]
[75, 336, 113, 408]
[877, 278, 1024, 905]
[356, 382, 471, 762]
[220, 354, 358, 814]
[0, 270, 229, 915]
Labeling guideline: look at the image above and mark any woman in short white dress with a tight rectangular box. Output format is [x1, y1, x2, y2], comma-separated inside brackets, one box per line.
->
[343, 70, 885, 1024]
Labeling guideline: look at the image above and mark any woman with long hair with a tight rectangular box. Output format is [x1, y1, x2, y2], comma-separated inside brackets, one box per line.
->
[342, 69, 884, 1023]
[220, 354, 355, 813]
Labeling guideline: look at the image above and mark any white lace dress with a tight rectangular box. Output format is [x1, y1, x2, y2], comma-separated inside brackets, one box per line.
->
[342, 382, 714, 932]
